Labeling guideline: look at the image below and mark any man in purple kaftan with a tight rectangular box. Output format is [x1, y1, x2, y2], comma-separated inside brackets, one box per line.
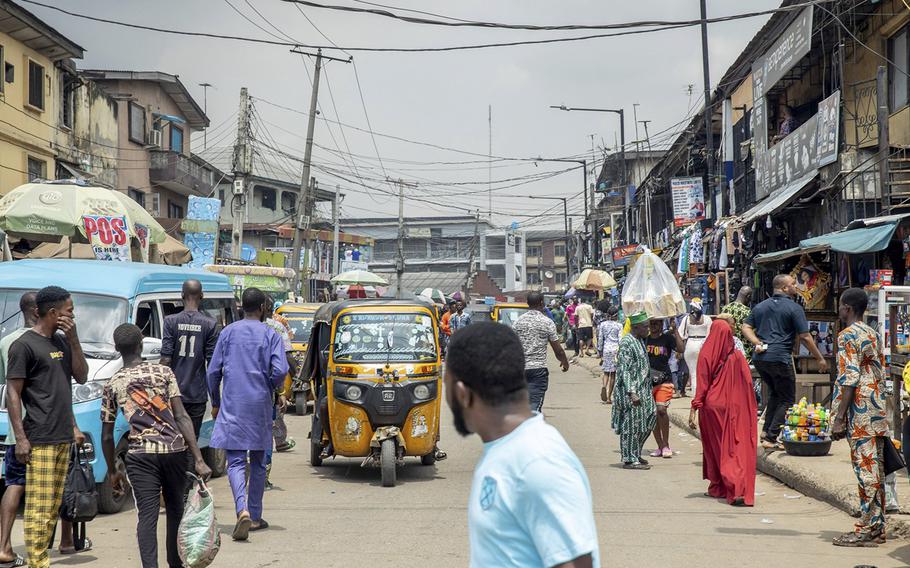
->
[207, 287, 288, 541]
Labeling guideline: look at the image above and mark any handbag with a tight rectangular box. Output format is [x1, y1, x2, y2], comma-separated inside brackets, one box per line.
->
[650, 369, 670, 386]
[59, 445, 99, 523]
[884, 437, 906, 476]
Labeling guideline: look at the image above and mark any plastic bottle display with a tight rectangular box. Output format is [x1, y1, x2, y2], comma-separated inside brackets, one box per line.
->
[781, 397, 830, 442]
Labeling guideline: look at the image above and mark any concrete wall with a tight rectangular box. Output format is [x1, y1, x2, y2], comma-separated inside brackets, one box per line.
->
[54, 77, 119, 188]
[0, 30, 59, 193]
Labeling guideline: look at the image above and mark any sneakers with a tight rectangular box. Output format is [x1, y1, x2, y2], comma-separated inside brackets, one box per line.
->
[649, 449, 662, 458]
[661, 447, 673, 458]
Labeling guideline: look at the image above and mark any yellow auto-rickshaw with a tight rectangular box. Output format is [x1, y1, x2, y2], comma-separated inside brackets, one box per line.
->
[276, 302, 322, 415]
[492, 302, 529, 327]
[301, 298, 442, 487]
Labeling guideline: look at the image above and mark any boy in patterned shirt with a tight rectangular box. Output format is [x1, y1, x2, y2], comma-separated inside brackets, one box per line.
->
[101, 324, 210, 568]
[831, 288, 889, 547]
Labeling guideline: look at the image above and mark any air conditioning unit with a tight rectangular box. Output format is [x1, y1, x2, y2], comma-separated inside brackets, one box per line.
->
[146, 129, 162, 148]
[232, 179, 244, 196]
[541, 286, 550, 293]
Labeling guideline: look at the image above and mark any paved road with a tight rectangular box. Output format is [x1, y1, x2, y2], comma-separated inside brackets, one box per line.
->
[19, 357, 910, 567]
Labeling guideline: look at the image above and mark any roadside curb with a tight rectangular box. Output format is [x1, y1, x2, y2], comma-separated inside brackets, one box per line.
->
[574, 356, 910, 539]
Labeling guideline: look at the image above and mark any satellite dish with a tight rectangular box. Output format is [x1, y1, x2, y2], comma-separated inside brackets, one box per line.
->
[544, 270, 555, 279]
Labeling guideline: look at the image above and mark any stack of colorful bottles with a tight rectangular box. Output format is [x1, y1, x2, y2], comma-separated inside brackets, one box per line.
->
[781, 398, 830, 442]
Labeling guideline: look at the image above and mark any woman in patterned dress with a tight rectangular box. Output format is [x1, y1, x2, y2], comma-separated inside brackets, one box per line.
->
[597, 306, 623, 404]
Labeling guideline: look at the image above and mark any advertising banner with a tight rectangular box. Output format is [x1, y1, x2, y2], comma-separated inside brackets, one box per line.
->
[611, 244, 641, 267]
[816, 90, 841, 167]
[670, 177, 706, 227]
[82, 214, 130, 262]
[135, 223, 150, 263]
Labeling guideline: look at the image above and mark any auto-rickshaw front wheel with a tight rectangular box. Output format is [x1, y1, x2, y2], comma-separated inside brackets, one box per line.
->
[380, 439, 396, 487]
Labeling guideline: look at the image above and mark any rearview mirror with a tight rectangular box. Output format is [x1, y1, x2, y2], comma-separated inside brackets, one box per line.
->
[141, 337, 162, 361]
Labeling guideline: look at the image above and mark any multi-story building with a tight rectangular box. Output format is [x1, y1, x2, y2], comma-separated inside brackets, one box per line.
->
[82, 70, 222, 233]
[524, 229, 570, 292]
[340, 216, 526, 294]
[0, 0, 84, 193]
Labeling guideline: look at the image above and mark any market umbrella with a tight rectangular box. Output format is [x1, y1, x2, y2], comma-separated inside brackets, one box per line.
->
[0, 181, 167, 244]
[417, 288, 448, 304]
[573, 269, 617, 291]
[330, 269, 388, 286]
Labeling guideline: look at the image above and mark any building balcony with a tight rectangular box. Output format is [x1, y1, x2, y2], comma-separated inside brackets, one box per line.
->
[149, 150, 217, 197]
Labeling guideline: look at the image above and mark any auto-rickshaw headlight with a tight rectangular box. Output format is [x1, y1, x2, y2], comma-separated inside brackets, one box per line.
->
[414, 384, 431, 400]
[345, 385, 363, 400]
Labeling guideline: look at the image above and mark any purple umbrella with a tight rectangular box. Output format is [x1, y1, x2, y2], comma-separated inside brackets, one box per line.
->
[563, 287, 577, 299]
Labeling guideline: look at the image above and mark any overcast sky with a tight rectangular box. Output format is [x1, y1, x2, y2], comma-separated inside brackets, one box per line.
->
[32, 0, 780, 228]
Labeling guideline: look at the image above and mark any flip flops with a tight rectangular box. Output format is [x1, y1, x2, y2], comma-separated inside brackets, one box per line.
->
[232, 512, 252, 541]
[250, 519, 270, 532]
[0, 554, 25, 567]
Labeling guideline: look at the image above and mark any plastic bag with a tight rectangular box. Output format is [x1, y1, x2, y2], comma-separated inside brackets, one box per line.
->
[178, 476, 220, 568]
[621, 247, 686, 319]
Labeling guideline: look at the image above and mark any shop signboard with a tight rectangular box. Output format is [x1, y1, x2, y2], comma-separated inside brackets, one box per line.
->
[670, 177, 706, 227]
[340, 260, 368, 272]
[407, 227, 432, 238]
[611, 244, 641, 267]
[816, 90, 840, 167]
[82, 214, 130, 262]
[765, 114, 819, 190]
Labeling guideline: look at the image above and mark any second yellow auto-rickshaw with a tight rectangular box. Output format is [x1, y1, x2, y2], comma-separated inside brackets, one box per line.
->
[301, 298, 442, 487]
[276, 302, 322, 415]
[493, 302, 529, 327]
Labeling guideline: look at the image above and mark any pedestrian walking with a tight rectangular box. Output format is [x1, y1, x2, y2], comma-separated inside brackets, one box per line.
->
[830, 288, 888, 547]
[159, 279, 219, 439]
[688, 319, 757, 506]
[596, 306, 622, 404]
[720, 286, 753, 360]
[565, 297, 579, 358]
[511, 292, 570, 413]
[264, 298, 298, 454]
[679, 299, 711, 395]
[743, 274, 829, 448]
[207, 287, 288, 542]
[5, 286, 88, 568]
[440, 300, 456, 355]
[444, 322, 599, 567]
[646, 318, 684, 459]
[613, 312, 656, 470]
[101, 323, 211, 568]
[450, 301, 472, 333]
[574, 298, 595, 357]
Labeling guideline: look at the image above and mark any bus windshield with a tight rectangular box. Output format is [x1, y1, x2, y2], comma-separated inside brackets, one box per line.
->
[0, 290, 128, 353]
[333, 312, 437, 363]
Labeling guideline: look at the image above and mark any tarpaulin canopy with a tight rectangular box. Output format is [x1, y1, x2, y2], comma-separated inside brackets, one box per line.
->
[753, 222, 899, 264]
[799, 222, 899, 254]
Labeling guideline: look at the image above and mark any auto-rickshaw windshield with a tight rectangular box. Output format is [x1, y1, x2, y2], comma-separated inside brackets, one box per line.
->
[333, 312, 437, 362]
[285, 315, 314, 341]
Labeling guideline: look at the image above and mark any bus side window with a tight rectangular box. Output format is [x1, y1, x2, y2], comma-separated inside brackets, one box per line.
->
[135, 301, 162, 339]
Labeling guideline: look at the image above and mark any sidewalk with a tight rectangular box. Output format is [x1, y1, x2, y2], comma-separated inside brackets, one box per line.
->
[572, 355, 910, 538]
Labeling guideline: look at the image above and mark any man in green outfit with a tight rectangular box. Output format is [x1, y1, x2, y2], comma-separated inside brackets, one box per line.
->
[613, 312, 656, 470]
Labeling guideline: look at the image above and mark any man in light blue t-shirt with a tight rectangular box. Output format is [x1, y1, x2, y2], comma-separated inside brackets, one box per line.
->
[446, 322, 599, 568]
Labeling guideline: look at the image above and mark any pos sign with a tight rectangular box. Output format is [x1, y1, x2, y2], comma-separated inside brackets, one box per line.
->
[82, 215, 130, 261]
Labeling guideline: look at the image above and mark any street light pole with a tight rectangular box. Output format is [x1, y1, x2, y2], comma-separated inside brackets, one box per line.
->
[528, 195, 571, 287]
[551, 104, 626, 261]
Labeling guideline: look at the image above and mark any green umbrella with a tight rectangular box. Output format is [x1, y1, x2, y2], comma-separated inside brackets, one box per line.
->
[0, 182, 167, 244]
[330, 269, 388, 286]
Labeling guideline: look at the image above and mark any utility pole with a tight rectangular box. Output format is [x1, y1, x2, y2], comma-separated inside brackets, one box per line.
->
[199, 83, 213, 150]
[332, 184, 341, 275]
[230, 87, 252, 261]
[289, 48, 352, 300]
[700, 0, 716, 218]
[464, 209, 481, 294]
[488, 105, 493, 220]
[640, 120, 653, 247]
[528, 195, 570, 283]
[391, 178, 417, 299]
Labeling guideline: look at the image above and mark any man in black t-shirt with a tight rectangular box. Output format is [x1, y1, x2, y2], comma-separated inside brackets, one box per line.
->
[645, 318, 685, 459]
[6, 286, 88, 568]
[160, 280, 219, 438]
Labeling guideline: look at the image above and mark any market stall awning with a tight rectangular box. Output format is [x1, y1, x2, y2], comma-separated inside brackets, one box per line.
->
[735, 171, 818, 227]
[753, 222, 899, 265]
[845, 212, 910, 230]
[799, 222, 899, 255]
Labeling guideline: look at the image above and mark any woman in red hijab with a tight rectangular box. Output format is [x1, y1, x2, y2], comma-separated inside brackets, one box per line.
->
[688, 319, 757, 506]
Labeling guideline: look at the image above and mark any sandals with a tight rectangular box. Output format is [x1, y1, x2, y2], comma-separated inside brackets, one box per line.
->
[250, 519, 270, 532]
[59, 538, 92, 555]
[232, 511, 252, 541]
[600, 387, 608, 402]
[623, 462, 651, 470]
[275, 438, 297, 452]
[434, 448, 448, 461]
[0, 554, 25, 567]
[832, 529, 885, 547]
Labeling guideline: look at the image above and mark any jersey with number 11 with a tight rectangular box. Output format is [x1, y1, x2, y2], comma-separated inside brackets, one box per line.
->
[161, 310, 219, 404]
